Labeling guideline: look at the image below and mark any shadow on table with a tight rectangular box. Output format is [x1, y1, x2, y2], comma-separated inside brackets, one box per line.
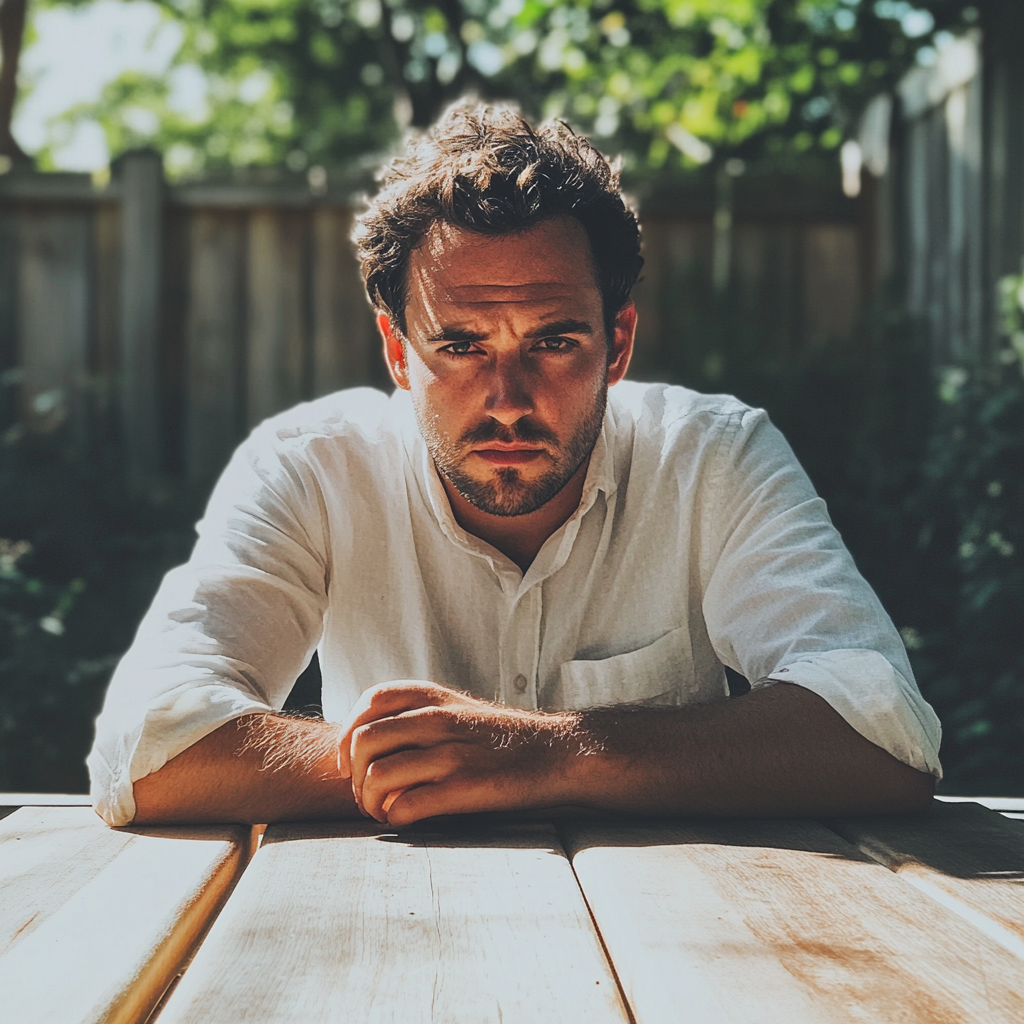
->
[260, 814, 874, 869]
[825, 799, 1024, 881]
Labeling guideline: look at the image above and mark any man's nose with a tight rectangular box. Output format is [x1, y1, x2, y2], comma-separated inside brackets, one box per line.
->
[483, 355, 534, 425]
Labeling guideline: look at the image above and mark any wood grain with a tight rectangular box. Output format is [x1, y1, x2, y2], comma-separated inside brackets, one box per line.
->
[825, 801, 1024, 957]
[0, 806, 255, 1024]
[157, 820, 629, 1024]
[560, 817, 1024, 1024]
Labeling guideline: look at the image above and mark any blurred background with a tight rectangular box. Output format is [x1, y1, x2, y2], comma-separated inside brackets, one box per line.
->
[0, 0, 1020, 795]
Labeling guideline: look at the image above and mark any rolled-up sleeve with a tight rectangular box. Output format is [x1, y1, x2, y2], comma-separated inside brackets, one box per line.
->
[88, 427, 330, 826]
[701, 407, 942, 778]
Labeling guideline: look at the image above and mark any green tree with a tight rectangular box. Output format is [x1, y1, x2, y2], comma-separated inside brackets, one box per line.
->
[34, 0, 983, 178]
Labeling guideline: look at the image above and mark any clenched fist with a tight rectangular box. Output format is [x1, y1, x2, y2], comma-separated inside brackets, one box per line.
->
[337, 680, 590, 825]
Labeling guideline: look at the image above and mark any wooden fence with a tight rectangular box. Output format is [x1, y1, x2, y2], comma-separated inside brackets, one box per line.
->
[884, 8, 1024, 363]
[0, 153, 865, 484]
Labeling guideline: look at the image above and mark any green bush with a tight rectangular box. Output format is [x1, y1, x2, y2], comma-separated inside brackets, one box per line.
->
[898, 273, 1024, 794]
[0, 429, 203, 792]
[908, 360, 1024, 793]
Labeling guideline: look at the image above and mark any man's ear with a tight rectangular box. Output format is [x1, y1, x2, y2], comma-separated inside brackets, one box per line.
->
[607, 301, 637, 386]
[377, 311, 411, 391]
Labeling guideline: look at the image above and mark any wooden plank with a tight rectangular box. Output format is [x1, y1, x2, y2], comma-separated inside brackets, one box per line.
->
[757, 222, 800, 360]
[560, 817, 1024, 1024]
[628, 216, 669, 380]
[904, 117, 930, 319]
[158, 820, 630, 1024]
[0, 172, 116, 203]
[925, 104, 951, 362]
[0, 791, 92, 805]
[945, 86, 968, 361]
[92, 199, 121, 447]
[118, 151, 164, 483]
[246, 208, 308, 427]
[184, 209, 245, 482]
[801, 224, 861, 347]
[825, 801, 1024, 957]
[962, 69, 985, 357]
[0, 207, 16, 428]
[938, 795, 1024, 820]
[310, 205, 377, 395]
[17, 207, 91, 441]
[0, 806, 255, 1024]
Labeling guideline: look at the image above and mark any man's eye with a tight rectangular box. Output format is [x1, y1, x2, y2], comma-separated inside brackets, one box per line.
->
[536, 337, 573, 351]
[442, 341, 476, 356]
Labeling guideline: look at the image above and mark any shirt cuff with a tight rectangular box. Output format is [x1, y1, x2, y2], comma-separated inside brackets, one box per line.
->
[88, 682, 272, 827]
[756, 649, 943, 779]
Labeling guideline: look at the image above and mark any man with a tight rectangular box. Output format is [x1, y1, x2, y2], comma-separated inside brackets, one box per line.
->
[89, 105, 940, 828]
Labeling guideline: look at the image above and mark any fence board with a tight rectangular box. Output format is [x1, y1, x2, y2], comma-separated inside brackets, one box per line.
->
[311, 206, 376, 395]
[803, 224, 862, 348]
[184, 210, 246, 482]
[904, 117, 930, 321]
[92, 202, 120, 446]
[963, 70, 985, 355]
[246, 208, 307, 428]
[0, 209, 16, 427]
[740, 222, 802, 359]
[119, 152, 164, 485]
[0, 171, 877, 478]
[17, 208, 90, 441]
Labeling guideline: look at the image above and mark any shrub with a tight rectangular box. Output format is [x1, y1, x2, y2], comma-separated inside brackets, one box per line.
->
[0, 429, 203, 792]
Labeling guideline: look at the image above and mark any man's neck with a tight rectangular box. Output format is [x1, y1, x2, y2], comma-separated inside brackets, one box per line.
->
[440, 460, 590, 574]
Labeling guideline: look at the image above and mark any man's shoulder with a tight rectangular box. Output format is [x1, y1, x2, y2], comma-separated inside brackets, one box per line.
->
[248, 387, 408, 453]
[608, 380, 756, 440]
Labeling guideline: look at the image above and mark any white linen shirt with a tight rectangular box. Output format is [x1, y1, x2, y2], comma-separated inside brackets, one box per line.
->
[88, 381, 942, 826]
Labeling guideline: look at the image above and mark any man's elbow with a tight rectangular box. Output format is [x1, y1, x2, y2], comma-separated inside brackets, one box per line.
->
[876, 761, 936, 814]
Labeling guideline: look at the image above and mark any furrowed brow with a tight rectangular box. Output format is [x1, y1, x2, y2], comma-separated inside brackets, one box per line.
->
[424, 326, 487, 344]
[525, 319, 594, 339]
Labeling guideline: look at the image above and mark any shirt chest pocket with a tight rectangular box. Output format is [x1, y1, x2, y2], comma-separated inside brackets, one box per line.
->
[552, 625, 692, 710]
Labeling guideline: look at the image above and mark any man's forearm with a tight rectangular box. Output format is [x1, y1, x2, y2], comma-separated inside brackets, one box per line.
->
[131, 714, 361, 825]
[563, 682, 935, 817]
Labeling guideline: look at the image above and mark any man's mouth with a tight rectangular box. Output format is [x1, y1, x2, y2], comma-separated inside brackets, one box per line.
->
[472, 447, 547, 467]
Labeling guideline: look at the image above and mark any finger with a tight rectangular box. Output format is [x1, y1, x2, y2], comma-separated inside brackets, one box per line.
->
[338, 680, 455, 777]
[384, 775, 505, 827]
[351, 707, 459, 803]
[360, 745, 463, 821]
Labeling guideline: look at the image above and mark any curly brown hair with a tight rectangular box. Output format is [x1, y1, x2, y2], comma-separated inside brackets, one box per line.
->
[353, 102, 643, 337]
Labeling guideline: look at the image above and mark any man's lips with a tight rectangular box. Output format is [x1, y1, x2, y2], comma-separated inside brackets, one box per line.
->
[472, 447, 547, 466]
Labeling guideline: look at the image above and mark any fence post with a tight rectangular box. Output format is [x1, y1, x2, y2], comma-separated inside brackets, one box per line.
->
[117, 149, 163, 485]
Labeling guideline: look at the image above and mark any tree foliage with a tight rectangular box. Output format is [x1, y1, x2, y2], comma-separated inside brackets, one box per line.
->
[36, 0, 982, 178]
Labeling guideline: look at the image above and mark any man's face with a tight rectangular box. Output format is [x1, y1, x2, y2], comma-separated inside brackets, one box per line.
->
[381, 217, 634, 517]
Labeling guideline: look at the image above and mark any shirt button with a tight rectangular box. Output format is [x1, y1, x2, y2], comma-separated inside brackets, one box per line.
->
[513, 673, 528, 694]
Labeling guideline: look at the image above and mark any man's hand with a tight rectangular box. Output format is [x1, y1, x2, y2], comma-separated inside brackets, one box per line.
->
[339, 679, 935, 827]
[338, 681, 583, 825]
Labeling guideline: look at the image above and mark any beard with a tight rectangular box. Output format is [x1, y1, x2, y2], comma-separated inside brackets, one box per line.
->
[418, 381, 608, 517]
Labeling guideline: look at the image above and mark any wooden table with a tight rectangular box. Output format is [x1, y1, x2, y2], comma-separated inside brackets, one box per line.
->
[2, 797, 1022, 1024]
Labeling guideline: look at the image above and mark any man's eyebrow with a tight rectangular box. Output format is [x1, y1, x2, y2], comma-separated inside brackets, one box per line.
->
[424, 327, 487, 343]
[525, 319, 594, 339]
[423, 319, 595, 343]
